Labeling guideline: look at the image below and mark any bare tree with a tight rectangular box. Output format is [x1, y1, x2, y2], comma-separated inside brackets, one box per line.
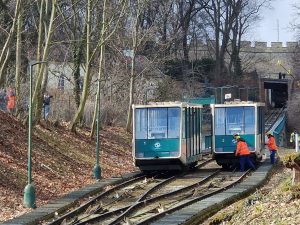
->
[0, 0, 22, 85]
[199, 0, 270, 78]
[229, 0, 270, 76]
[125, 0, 154, 132]
[32, 0, 58, 122]
[15, 1, 24, 115]
[70, 0, 127, 132]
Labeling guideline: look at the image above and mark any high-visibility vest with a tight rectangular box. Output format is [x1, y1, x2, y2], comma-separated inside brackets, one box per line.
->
[235, 141, 250, 156]
[7, 95, 16, 109]
[267, 136, 278, 151]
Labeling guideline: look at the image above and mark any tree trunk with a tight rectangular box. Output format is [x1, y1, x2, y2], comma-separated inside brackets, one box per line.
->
[182, 26, 189, 62]
[126, 72, 135, 132]
[15, 6, 23, 115]
[70, 0, 126, 132]
[73, 41, 84, 108]
[292, 162, 300, 185]
[90, 44, 105, 138]
[0, 0, 22, 85]
[292, 168, 300, 185]
[0, 49, 10, 86]
[126, 3, 139, 133]
[126, 39, 136, 132]
[90, 0, 107, 138]
[70, 0, 92, 132]
[32, 0, 57, 122]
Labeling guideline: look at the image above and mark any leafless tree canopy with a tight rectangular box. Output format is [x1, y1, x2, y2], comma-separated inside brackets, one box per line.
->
[0, 0, 270, 132]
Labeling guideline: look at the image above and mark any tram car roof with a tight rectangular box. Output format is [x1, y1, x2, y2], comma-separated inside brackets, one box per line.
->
[133, 101, 203, 108]
[212, 100, 265, 108]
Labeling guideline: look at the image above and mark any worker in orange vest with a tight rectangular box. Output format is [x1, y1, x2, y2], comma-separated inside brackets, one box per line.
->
[234, 134, 256, 172]
[6, 88, 16, 114]
[265, 132, 278, 164]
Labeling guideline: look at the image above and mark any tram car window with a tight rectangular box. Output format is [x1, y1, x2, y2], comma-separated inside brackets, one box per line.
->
[211, 102, 265, 169]
[132, 102, 209, 171]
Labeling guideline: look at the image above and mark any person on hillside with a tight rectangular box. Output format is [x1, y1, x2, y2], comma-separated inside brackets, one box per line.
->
[0, 88, 6, 111]
[6, 88, 16, 114]
[43, 92, 53, 120]
[265, 132, 278, 164]
[234, 134, 256, 172]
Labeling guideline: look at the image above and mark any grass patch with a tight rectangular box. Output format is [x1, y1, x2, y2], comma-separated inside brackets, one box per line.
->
[282, 152, 300, 167]
[208, 201, 244, 225]
[279, 178, 293, 192]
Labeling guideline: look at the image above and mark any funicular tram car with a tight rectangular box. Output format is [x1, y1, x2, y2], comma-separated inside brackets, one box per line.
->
[132, 102, 208, 171]
[211, 101, 265, 169]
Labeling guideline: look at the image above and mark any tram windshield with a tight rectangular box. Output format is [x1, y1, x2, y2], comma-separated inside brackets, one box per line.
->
[215, 107, 255, 135]
[135, 107, 181, 139]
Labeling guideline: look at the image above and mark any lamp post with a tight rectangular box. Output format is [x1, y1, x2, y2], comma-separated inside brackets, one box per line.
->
[23, 61, 47, 208]
[93, 79, 101, 179]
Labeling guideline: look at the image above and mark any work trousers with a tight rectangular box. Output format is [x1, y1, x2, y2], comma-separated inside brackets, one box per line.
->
[270, 150, 277, 164]
[239, 155, 256, 172]
[43, 105, 50, 120]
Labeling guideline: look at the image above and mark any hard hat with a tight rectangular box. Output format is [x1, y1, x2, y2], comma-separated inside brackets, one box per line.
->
[266, 132, 271, 136]
[233, 134, 241, 139]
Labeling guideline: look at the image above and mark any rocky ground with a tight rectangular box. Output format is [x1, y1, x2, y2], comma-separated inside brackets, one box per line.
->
[0, 111, 136, 222]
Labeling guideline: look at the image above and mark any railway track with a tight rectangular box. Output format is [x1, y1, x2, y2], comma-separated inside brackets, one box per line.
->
[265, 107, 285, 131]
[44, 158, 252, 225]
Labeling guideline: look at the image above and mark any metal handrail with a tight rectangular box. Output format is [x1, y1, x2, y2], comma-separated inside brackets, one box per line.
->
[265, 106, 286, 132]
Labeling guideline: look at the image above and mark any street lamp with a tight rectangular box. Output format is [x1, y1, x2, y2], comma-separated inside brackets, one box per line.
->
[93, 79, 101, 179]
[23, 61, 47, 208]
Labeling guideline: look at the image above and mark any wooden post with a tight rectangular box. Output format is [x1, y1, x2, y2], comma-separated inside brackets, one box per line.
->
[292, 168, 300, 185]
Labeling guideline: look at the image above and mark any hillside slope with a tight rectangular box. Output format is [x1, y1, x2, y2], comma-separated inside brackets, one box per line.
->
[0, 111, 136, 222]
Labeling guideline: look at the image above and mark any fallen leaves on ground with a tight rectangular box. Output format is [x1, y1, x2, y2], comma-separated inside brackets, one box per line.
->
[0, 111, 136, 222]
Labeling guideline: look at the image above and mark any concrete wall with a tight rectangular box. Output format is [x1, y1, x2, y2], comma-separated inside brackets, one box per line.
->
[29, 61, 94, 93]
[189, 41, 298, 80]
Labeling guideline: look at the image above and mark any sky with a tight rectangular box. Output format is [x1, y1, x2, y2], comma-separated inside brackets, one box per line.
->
[247, 0, 299, 44]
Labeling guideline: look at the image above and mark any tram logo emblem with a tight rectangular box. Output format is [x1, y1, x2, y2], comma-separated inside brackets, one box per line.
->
[154, 142, 161, 149]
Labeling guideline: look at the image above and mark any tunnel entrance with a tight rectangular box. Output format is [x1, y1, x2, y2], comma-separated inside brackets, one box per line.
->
[264, 81, 288, 108]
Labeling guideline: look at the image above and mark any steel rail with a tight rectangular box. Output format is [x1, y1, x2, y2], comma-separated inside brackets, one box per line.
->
[72, 168, 219, 225]
[107, 169, 220, 225]
[46, 173, 148, 225]
[72, 175, 177, 225]
[136, 169, 251, 225]
[48, 158, 213, 225]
